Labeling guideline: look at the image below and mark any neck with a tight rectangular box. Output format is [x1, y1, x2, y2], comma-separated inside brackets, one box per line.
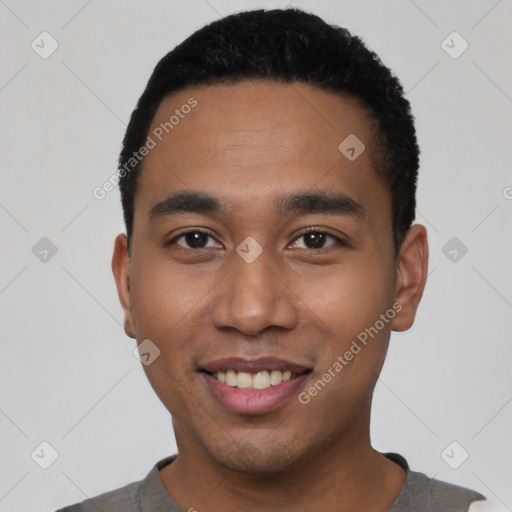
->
[159, 404, 406, 511]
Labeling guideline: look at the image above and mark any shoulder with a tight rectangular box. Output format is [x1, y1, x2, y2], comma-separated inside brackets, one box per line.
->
[394, 469, 487, 511]
[54, 455, 178, 512]
[383, 453, 486, 512]
[54, 479, 141, 511]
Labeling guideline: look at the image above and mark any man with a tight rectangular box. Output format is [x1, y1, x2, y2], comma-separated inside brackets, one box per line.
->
[58, 8, 486, 512]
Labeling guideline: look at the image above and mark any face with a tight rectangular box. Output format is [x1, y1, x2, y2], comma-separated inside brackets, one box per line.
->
[112, 81, 427, 474]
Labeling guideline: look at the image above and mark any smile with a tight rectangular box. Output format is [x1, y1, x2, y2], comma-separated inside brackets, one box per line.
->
[207, 369, 297, 390]
[200, 357, 312, 414]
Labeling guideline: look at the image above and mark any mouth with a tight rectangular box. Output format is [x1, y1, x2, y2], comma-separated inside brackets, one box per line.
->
[199, 357, 312, 414]
[203, 369, 301, 390]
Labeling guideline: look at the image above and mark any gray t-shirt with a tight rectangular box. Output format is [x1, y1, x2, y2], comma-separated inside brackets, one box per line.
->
[56, 452, 486, 511]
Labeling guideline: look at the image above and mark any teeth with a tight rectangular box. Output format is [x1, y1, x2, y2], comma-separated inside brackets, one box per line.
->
[212, 369, 297, 390]
[253, 371, 270, 389]
[225, 370, 237, 386]
[269, 370, 282, 386]
[237, 372, 252, 389]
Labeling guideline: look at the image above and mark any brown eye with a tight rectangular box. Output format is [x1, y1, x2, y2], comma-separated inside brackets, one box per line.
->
[291, 228, 344, 250]
[167, 230, 220, 250]
[304, 231, 328, 249]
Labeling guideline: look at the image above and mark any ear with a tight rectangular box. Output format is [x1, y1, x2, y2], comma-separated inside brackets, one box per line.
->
[391, 224, 429, 332]
[112, 233, 136, 339]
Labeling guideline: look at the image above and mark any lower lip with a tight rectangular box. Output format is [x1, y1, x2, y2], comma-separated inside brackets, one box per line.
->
[201, 372, 310, 415]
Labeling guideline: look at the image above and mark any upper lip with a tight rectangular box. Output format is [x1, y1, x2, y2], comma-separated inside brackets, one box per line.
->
[201, 357, 311, 374]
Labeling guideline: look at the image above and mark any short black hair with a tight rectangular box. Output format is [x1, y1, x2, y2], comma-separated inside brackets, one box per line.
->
[118, 8, 419, 255]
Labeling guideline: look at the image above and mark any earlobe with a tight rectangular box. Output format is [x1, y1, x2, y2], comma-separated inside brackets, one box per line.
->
[111, 233, 136, 339]
[391, 224, 429, 332]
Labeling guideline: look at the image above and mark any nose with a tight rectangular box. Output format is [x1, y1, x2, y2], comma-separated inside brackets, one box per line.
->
[210, 247, 298, 337]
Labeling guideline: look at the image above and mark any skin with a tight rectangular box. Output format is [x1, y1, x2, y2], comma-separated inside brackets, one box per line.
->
[112, 81, 428, 511]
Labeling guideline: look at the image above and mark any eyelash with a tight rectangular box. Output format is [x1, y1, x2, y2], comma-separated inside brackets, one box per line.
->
[165, 227, 345, 251]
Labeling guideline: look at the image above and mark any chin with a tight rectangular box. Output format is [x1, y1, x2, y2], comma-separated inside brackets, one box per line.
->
[204, 435, 307, 475]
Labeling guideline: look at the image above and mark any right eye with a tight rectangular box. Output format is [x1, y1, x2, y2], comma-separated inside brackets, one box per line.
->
[165, 229, 222, 250]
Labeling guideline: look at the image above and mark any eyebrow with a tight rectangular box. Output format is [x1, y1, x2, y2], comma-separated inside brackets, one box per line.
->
[149, 190, 364, 221]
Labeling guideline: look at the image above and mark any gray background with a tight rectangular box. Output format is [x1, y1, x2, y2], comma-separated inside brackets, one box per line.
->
[0, 0, 510, 510]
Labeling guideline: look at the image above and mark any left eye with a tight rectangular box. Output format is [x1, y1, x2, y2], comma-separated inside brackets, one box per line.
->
[291, 229, 341, 250]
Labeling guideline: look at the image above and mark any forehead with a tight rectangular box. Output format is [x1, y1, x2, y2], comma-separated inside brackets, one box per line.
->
[135, 81, 387, 219]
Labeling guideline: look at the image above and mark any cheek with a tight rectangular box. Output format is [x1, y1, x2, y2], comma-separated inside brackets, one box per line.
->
[140, 356, 199, 427]
[129, 258, 207, 336]
[295, 257, 395, 402]
[134, 288, 203, 414]
[296, 260, 393, 339]
[129, 268, 210, 398]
